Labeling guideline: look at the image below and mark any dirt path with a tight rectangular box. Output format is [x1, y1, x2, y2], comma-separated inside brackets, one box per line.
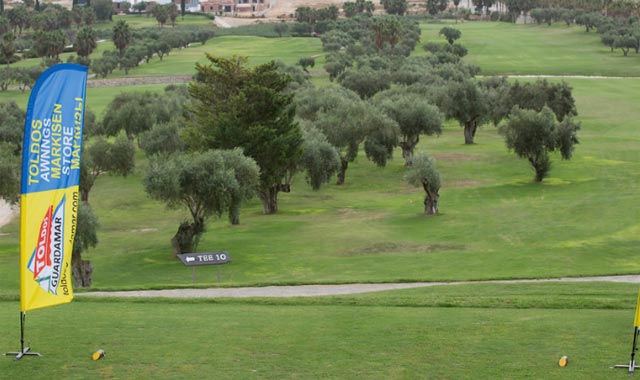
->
[84, 74, 637, 89]
[78, 275, 640, 299]
[87, 75, 192, 88]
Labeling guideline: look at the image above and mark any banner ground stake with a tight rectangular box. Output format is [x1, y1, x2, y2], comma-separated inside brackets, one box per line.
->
[614, 291, 640, 374]
[5, 312, 41, 361]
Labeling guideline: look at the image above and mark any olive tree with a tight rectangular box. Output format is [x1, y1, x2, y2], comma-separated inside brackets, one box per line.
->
[297, 57, 315, 73]
[339, 66, 392, 99]
[101, 91, 172, 141]
[0, 142, 20, 204]
[439, 26, 461, 45]
[298, 123, 340, 190]
[374, 92, 443, 166]
[0, 101, 24, 204]
[80, 133, 135, 202]
[72, 201, 98, 287]
[1, 32, 16, 67]
[274, 22, 288, 37]
[0, 100, 25, 154]
[219, 149, 260, 226]
[139, 119, 185, 157]
[506, 80, 577, 122]
[295, 85, 399, 185]
[144, 149, 258, 256]
[381, 0, 407, 15]
[614, 35, 636, 56]
[404, 152, 440, 215]
[440, 79, 490, 145]
[500, 106, 580, 182]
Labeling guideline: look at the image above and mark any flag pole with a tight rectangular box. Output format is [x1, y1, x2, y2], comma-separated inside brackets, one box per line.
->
[613, 290, 640, 373]
[613, 327, 640, 374]
[5, 312, 41, 361]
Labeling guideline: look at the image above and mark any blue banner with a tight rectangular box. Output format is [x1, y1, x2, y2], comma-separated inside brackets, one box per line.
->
[21, 63, 88, 195]
[19, 63, 88, 312]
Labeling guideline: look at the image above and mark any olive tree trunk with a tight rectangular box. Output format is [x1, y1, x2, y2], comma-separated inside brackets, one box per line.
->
[463, 119, 478, 145]
[423, 183, 439, 215]
[171, 217, 204, 257]
[72, 252, 93, 288]
[528, 152, 550, 182]
[399, 139, 418, 167]
[336, 158, 349, 185]
[229, 203, 240, 225]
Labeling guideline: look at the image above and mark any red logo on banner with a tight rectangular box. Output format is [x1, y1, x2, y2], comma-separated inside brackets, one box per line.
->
[33, 206, 53, 280]
[27, 198, 65, 294]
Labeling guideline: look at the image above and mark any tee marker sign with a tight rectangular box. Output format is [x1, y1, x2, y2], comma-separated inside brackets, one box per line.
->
[177, 252, 231, 266]
[177, 252, 231, 284]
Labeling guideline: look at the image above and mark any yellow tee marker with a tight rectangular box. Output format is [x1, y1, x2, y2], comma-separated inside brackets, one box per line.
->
[92, 349, 105, 361]
[558, 356, 568, 367]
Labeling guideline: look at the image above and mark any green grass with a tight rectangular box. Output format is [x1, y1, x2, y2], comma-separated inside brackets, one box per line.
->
[419, 22, 640, 76]
[215, 22, 288, 38]
[0, 283, 638, 380]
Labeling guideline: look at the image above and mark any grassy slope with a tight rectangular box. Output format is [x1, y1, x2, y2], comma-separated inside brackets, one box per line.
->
[419, 22, 640, 76]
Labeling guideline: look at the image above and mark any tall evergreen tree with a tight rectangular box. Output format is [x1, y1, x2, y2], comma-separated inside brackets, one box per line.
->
[187, 55, 303, 214]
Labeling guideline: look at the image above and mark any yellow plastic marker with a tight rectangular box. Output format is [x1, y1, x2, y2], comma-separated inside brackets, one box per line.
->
[558, 356, 568, 367]
[92, 349, 105, 361]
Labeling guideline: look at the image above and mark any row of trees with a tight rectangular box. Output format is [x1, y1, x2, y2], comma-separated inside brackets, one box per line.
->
[577, 10, 640, 56]
[0, 5, 214, 73]
[524, 5, 640, 57]
[424, 0, 640, 22]
[90, 20, 214, 76]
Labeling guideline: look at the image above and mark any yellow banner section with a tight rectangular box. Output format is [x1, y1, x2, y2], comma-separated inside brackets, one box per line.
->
[20, 188, 78, 311]
[634, 290, 640, 328]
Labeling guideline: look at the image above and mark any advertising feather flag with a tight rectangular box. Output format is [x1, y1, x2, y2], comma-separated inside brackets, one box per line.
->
[6, 63, 88, 361]
[19, 63, 88, 311]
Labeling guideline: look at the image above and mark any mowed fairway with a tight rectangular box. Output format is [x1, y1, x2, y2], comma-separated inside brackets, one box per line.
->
[419, 22, 640, 76]
[0, 20, 640, 379]
[0, 283, 638, 380]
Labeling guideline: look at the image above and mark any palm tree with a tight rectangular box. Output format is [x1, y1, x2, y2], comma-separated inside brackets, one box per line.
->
[112, 19, 131, 56]
[75, 26, 97, 59]
[1, 32, 16, 67]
